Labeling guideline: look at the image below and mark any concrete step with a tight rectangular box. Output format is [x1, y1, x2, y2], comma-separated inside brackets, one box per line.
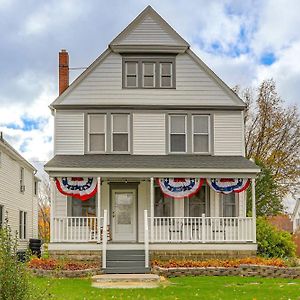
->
[107, 260, 145, 268]
[91, 274, 160, 289]
[104, 267, 150, 274]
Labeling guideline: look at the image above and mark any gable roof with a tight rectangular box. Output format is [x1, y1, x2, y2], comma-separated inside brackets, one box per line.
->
[51, 6, 246, 108]
[109, 6, 189, 53]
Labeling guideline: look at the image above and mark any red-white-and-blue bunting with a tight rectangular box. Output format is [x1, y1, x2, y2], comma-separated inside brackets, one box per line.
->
[55, 177, 98, 201]
[206, 178, 250, 194]
[157, 178, 205, 198]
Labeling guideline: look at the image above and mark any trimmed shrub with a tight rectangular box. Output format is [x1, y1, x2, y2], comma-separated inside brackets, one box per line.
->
[257, 217, 296, 258]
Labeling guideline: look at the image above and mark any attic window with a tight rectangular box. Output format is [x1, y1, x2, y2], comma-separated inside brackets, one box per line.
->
[123, 56, 175, 89]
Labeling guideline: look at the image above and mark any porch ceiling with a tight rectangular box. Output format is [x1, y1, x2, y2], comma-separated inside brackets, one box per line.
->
[45, 154, 260, 178]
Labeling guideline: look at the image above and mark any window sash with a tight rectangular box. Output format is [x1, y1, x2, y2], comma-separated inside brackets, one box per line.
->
[221, 194, 238, 217]
[111, 114, 130, 152]
[142, 62, 155, 88]
[169, 115, 187, 153]
[125, 62, 138, 88]
[88, 114, 106, 153]
[19, 211, 26, 239]
[192, 115, 210, 154]
[160, 62, 173, 88]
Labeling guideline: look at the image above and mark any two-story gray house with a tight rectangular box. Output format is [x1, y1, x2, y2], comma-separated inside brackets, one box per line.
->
[45, 6, 260, 273]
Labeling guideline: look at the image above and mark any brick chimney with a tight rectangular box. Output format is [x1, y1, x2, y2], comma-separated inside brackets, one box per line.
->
[59, 49, 69, 95]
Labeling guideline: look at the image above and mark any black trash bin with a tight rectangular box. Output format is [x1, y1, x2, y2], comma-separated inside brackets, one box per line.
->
[29, 238, 42, 258]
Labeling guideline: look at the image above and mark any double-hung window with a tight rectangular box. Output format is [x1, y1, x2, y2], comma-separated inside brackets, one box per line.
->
[19, 211, 27, 239]
[142, 62, 155, 88]
[88, 114, 106, 152]
[20, 167, 25, 193]
[192, 115, 210, 153]
[169, 115, 186, 153]
[221, 194, 238, 217]
[125, 62, 138, 88]
[111, 114, 130, 153]
[0, 205, 3, 227]
[160, 62, 173, 88]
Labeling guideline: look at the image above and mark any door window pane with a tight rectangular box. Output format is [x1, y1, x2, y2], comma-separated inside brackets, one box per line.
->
[116, 193, 133, 225]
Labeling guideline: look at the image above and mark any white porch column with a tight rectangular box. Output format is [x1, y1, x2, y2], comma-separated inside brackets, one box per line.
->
[50, 178, 55, 243]
[251, 178, 256, 243]
[97, 177, 101, 243]
[150, 177, 154, 242]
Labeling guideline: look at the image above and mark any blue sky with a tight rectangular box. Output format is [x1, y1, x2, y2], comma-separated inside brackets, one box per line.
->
[0, 0, 299, 167]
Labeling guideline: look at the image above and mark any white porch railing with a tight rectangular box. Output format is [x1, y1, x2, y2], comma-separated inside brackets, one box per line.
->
[52, 217, 103, 242]
[150, 216, 254, 243]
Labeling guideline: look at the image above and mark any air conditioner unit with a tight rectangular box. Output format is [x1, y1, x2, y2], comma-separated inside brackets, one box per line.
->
[20, 185, 26, 193]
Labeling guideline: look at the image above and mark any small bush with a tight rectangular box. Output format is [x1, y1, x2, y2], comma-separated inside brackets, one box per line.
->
[256, 217, 296, 258]
[0, 217, 48, 300]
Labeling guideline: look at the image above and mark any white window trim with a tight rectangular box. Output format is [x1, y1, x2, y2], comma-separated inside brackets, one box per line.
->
[160, 62, 173, 88]
[192, 115, 211, 154]
[87, 114, 106, 154]
[19, 210, 27, 240]
[142, 62, 156, 88]
[169, 114, 187, 153]
[111, 114, 130, 154]
[125, 62, 138, 88]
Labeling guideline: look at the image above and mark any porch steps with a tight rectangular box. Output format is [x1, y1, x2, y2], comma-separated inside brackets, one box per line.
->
[104, 250, 150, 274]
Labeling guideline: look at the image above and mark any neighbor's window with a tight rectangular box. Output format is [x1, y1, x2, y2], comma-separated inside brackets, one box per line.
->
[0, 205, 3, 227]
[185, 185, 210, 217]
[20, 167, 25, 193]
[154, 187, 173, 217]
[88, 114, 106, 152]
[221, 193, 237, 217]
[19, 211, 27, 239]
[34, 180, 38, 196]
[192, 115, 210, 153]
[111, 114, 130, 152]
[125, 62, 138, 88]
[169, 115, 186, 153]
[142, 62, 155, 88]
[160, 62, 173, 88]
[67, 195, 96, 217]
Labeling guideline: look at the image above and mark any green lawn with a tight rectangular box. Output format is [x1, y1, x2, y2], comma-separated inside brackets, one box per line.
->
[33, 276, 300, 300]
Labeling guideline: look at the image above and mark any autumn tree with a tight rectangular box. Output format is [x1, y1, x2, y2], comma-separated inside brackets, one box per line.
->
[236, 79, 300, 215]
[38, 176, 50, 242]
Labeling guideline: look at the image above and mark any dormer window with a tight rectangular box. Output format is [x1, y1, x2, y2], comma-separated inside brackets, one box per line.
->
[123, 56, 175, 89]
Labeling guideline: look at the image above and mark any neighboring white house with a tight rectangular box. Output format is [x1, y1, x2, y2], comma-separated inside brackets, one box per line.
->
[45, 6, 260, 273]
[0, 132, 39, 249]
[292, 198, 300, 233]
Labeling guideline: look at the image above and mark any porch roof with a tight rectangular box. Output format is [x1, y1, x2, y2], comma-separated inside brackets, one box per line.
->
[45, 154, 260, 178]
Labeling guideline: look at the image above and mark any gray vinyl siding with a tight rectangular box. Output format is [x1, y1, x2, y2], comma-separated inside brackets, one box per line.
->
[59, 52, 236, 107]
[0, 148, 37, 249]
[214, 112, 244, 156]
[118, 15, 181, 46]
[133, 113, 166, 155]
[54, 111, 84, 155]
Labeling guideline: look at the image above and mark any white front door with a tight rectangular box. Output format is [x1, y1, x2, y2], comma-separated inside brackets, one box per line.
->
[112, 189, 137, 242]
